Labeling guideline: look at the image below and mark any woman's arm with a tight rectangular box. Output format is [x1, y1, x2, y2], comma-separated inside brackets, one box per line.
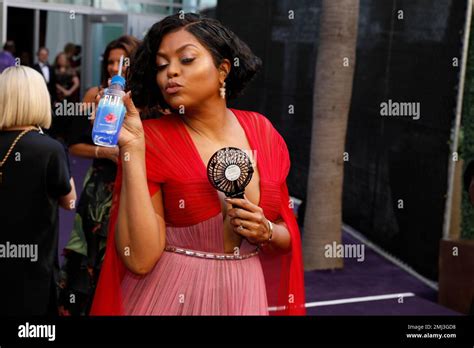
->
[114, 92, 166, 275]
[114, 147, 166, 275]
[83, 86, 100, 104]
[68, 86, 119, 161]
[56, 84, 67, 96]
[58, 177, 77, 210]
[64, 76, 80, 96]
[69, 143, 119, 162]
[260, 219, 291, 254]
[226, 197, 291, 254]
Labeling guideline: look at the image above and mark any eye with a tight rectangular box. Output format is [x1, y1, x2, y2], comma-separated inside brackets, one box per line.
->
[157, 64, 168, 71]
[155, 57, 194, 71]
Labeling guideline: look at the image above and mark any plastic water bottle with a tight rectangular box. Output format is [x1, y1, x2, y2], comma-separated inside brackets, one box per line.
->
[92, 55, 126, 147]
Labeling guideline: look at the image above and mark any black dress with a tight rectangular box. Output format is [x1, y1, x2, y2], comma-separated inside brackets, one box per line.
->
[0, 130, 71, 315]
[49, 68, 80, 143]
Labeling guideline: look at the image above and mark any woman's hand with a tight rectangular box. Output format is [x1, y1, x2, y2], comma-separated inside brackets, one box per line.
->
[91, 91, 145, 151]
[94, 79, 110, 105]
[225, 194, 272, 245]
[97, 146, 119, 163]
[119, 91, 145, 151]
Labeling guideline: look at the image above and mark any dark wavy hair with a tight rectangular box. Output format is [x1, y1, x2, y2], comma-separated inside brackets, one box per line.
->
[101, 35, 141, 88]
[127, 12, 262, 110]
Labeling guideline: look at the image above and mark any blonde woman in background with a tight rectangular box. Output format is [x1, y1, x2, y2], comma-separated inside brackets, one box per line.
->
[0, 65, 76, 315]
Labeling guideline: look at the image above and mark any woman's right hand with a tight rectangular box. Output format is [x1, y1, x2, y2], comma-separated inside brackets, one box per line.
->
[91, 91, 145, 152]
[118, 91, 145, 151]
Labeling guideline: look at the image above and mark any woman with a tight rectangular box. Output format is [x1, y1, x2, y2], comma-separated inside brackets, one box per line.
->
[55, 51, 80, 104]
[58, 35, 140, 316]
[50, 51, 80, 142]
[92, 13, 306, 315]
[0, 66, 77, 315]
[64, 42, 80, 76]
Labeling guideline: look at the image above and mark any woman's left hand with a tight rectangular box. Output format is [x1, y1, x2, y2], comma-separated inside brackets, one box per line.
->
[226, 194, 271, 245]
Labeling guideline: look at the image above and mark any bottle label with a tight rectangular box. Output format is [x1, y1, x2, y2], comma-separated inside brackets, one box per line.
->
[96, 96, 125, 130]
[103, 94, 122, 107]
[92, 86, 125, 146]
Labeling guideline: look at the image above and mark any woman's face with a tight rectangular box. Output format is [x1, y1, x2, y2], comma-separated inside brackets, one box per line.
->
[107, 48, 127, 78]
[155, 29, 228, 110]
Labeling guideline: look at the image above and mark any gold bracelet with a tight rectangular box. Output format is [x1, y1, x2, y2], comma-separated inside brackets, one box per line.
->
[259, 220, 273, 249]
[267, 220, 274, 242]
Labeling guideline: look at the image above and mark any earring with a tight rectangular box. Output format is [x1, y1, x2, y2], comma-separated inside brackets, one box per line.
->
[220, 81, 226, 99]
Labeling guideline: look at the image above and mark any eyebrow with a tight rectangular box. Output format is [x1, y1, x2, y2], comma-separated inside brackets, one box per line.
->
[156, 44, 199, 58]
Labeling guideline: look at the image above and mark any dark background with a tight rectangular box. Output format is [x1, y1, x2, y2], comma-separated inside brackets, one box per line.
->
[208, 0, 467, 280]
[6, 8, 48, 66]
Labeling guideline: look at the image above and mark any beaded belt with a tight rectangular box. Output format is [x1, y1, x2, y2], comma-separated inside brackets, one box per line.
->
[164, 245, 259, 260]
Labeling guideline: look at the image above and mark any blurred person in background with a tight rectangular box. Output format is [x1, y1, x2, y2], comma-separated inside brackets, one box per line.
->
[0, 66, 76, 315]
[52, 51, 80, 143]
[0, 41, 16, 73]
[55, 52, 80, 103]
[64, 42, 81, 76]
[33, 47, 57, 103]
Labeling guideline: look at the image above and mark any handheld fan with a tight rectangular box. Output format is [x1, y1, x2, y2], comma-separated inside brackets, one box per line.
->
[207, 147, 255, 248]
[207, 147, 254, 199]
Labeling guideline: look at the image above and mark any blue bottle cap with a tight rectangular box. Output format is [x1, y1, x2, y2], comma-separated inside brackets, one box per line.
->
[111, 75, 125, 89]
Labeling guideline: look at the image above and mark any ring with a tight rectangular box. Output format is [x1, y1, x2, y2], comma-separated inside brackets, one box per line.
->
[238, 225, 244, 231]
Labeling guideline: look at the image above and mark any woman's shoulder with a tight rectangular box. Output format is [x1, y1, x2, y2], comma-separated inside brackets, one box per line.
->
[23, 131, 67, 158]
[232, 108, 290, 168]
[142, 115, 185, 157]
[83, 86, 100, 103]
[37, 131, 66, 148]
[142, 114, 182, 134]
[232, 108, 271, 125]
[231, 108, 284, 141]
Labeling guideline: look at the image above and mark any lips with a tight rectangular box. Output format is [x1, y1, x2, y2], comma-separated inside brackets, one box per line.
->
[165, 81, 182, 94]
[165, 86, 182, 94]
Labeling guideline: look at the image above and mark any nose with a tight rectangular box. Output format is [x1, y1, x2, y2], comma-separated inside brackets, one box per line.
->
[111, 62, 119, 75]
[166, 59, 180, 78]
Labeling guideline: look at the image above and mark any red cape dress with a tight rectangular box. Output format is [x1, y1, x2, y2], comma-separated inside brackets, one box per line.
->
[90, 108, 306, 315]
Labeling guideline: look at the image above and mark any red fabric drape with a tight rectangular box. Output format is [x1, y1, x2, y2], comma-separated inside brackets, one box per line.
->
[277, 180, 306, 315]
[90, 109, 306, 315]
[90, 161, 125, 315]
